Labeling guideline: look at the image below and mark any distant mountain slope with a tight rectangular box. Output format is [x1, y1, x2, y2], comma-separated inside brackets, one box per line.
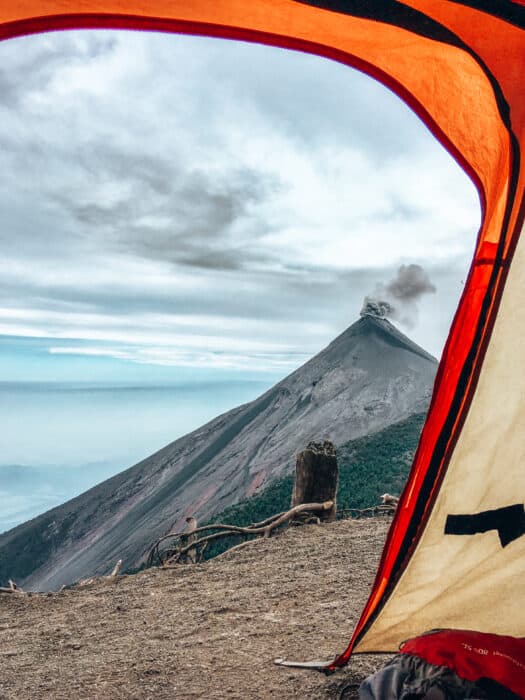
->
[0, 316, 437, 591]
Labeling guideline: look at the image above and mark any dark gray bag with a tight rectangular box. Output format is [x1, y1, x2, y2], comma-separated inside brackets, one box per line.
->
[358, 653, 486, 700]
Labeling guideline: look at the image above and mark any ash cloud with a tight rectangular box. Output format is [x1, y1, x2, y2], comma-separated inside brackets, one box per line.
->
[385, 263, 436, 302]
[360, 264, 436, 328]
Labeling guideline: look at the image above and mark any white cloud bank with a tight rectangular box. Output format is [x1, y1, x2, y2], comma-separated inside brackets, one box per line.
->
[0, 30, 481, 369]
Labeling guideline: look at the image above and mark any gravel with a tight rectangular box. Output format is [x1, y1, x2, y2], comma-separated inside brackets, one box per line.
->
[0, 517, 392, 699]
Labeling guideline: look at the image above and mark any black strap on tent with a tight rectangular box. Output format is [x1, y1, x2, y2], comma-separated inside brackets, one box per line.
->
[445, 503, 525, 547]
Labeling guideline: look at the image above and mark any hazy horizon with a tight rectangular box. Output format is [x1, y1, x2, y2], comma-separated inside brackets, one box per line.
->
[0, 375, 280, 533]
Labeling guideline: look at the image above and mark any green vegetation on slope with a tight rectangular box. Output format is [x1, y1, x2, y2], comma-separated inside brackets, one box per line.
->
[336, 411, 426, 509]
[202, 412, 426, 558]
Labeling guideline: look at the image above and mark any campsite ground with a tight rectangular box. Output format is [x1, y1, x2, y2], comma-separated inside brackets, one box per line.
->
[0, 518, 391, 699]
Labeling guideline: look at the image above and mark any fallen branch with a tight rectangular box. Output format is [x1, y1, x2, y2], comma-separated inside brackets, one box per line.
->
[196, 540, 208, 563]
[165, 530, 247, 564]
[151, 501, 333, 567]
[76, 576, 97, 587]
[109, 559, 122, 577]
[73, 560, 124, 588]
[250, 511, 287, 528]
[212, 536, 266, 561]
[336, 504, 396, 519]
[258, 501, 333, 537]
[148, 523, 253, 565]
[0, 583, 24, 595]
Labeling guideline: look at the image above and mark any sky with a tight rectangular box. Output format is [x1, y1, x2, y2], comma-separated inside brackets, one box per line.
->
[0, 29, 482, 382]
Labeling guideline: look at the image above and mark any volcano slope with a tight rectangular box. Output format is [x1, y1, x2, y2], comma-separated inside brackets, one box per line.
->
[0, 517, 391, 700]
[0, 315, 436, 591]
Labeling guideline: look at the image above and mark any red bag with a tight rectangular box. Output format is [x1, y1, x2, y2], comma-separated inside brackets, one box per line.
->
[400, 630, 525, 699]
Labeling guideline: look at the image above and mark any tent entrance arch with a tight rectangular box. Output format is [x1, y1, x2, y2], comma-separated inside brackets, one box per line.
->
[2, 1, 524, 668]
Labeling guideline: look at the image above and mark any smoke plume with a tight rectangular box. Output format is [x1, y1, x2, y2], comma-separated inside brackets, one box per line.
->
[360, 264, 436, 328]
[360, 297, 393, 319]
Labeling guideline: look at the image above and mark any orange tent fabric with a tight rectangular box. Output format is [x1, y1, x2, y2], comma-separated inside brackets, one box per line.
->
[1, 0, 524, 666]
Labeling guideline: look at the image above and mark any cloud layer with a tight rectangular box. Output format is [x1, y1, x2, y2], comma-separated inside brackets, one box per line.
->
[0, 30, 481, 370]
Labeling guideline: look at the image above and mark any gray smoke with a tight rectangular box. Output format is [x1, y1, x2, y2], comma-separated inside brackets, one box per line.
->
[360, 264, 436, 327]
[360, 297, 393, 319]
[385, 264, 436, 302]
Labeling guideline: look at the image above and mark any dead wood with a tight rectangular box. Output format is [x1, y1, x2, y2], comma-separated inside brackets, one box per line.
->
[380, 493, 399, 507]
[250, 511, 287, 528]
[77, 577, 96, 587]
[196, 540, 208, 563]
[336, 504, 396, 519]
[150, 500, 334, 567]
[184, 517, 198, 564]
[0, 580, 24, 595]
[292, 441, 338, 522]
[212, 537, 266, 561]
[73, 564, 125, 589]
[109, 560, 122, 577]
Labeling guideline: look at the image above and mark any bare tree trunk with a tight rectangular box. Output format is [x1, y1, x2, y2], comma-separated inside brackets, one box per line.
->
[292, 441, 338, 522]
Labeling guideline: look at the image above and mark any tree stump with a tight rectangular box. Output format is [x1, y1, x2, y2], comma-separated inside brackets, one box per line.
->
[291, 440, 338, 522]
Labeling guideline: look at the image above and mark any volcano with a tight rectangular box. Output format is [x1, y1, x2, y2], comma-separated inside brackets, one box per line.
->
[0, 316, 438, 590]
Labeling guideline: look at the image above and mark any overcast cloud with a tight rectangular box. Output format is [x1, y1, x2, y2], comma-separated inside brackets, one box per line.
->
[0, 30, 481, 373]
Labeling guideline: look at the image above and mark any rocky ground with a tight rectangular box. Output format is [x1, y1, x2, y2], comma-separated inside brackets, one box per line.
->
[0, 517, 393, 699]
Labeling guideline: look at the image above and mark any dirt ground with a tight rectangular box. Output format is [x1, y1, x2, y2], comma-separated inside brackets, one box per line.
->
[0, 517, 393, 699]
